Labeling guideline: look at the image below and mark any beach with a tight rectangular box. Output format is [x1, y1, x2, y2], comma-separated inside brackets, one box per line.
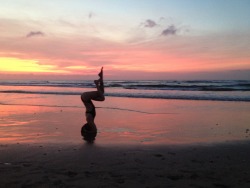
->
[1, 0, 250, 186]
[1, 94, 250, 187]
[1, 141, 250, 188]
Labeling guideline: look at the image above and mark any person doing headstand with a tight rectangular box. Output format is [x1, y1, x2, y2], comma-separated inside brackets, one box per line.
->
[81, 67, 105, 133]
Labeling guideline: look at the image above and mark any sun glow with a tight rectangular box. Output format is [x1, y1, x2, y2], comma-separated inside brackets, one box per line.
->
[0, 57, 66, 73]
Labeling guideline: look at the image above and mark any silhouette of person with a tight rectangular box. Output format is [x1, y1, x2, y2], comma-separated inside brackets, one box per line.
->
[81, 67, 105, 141]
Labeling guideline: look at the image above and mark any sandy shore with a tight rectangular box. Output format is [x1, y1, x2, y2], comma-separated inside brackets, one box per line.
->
[1, 95, 250, 187]
[0, 142, 250, 188]
[1, 95, 250, 145]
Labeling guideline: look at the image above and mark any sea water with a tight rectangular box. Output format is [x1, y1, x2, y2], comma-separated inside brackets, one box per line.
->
[1, 80, 250, 102]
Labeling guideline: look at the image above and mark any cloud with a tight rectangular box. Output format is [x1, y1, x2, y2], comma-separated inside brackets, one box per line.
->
[161, 25, 178, 36]
[159, 17, 165, 22]
[26, 31, 45, 38]
[143, 19, 158, 28]
[88, 12, 93, 19]
[88, 11, 96, 19]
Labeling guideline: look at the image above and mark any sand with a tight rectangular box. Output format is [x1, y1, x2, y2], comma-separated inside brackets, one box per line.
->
[0, 142, 250, 188]
[1, 95, 250, 187]
[1, 95, 250, 145]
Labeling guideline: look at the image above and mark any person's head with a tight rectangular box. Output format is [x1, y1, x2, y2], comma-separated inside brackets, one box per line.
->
[81, 123, 97, 142]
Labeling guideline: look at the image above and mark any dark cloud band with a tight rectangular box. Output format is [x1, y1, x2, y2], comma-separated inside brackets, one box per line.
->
[26, 31, 45, 38]
[161, 25, 177, 36]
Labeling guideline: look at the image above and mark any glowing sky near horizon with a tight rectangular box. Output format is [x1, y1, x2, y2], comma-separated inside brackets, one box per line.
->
[0, 0, 250, 79]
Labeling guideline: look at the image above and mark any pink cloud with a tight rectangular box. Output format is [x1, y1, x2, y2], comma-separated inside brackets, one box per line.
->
[0, 16, 250, 78]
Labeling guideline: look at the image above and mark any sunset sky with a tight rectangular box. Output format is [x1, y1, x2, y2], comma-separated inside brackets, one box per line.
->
[0, 0, 250, 80]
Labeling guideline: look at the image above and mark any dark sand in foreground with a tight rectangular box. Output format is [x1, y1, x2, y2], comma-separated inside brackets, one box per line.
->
[0, 142, 250, 188]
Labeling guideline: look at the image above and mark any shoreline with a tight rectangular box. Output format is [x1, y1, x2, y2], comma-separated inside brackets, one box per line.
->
[1, 90, 250, 102]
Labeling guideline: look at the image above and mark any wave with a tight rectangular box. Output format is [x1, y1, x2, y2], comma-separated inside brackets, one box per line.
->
[1, 80, 250, 102]
[0, 80, 94, 88]
[123, 80, 250, 91]
[1, 89, 250, 102]
[1, 80, 250, 91]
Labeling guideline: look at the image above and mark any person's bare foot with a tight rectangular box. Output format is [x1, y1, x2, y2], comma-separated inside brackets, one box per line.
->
[98, 67, 103, 79]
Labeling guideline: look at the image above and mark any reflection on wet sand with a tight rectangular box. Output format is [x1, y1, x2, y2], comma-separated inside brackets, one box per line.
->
[0, 93, 250, 145]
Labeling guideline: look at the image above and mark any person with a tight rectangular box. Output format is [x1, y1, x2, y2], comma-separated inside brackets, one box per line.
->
[80, 67, 105, 138]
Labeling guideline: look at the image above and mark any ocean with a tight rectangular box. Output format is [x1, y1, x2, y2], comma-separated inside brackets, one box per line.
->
[0, 80, 250, 102]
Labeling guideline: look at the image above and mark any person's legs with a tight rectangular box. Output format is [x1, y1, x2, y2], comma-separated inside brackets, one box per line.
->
[93, 67, 105, 101]
[95, 67, 105, 93]
[93, 81, 105, 101]
[81, 67, 105, 102]
[98, 67, 104, 92]
[81, 90, 104, 102]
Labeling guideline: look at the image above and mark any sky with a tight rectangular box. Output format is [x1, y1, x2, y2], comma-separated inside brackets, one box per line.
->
[0, 0, 250, 80]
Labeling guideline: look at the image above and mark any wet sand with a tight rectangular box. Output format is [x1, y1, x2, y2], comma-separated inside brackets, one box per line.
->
[1, 95, 250, 145]
[1, 95, 250, 187]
